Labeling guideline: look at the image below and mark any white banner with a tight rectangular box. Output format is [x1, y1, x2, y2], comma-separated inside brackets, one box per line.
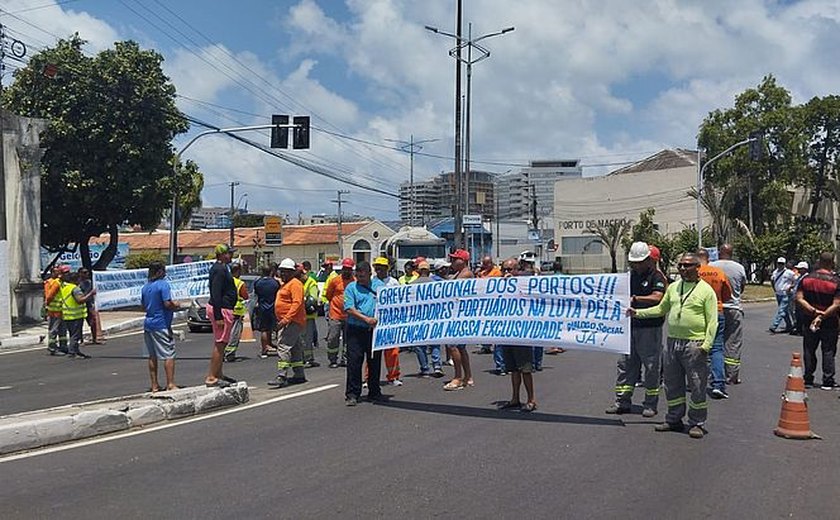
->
[93, 261, 214, 310]
[372, 273, 630, 354]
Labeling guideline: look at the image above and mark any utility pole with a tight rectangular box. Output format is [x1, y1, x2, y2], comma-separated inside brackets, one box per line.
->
[453, 0, 464, 248]
[495, 195, 501, 258]
[228, 181, 240, 247]
[333, 190, 349, 259]
[386, 135, 439, 225]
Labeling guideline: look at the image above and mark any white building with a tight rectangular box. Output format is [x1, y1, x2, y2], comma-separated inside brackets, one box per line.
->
[498, 159, 582, 220]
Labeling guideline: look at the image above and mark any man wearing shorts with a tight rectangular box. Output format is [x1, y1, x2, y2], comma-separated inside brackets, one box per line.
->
[205, 243, 238, 388]
[141, 261, 181, 392]
[253, 264, 280, 358]
[498, 258, 537, 411]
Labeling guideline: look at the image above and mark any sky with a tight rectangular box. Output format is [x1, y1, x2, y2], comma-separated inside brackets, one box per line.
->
[2, 0, 840, 222]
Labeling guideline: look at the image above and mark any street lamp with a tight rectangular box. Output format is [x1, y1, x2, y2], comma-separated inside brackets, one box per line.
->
[425, 22, 514, 251]
[386, 135, 439, 225]
[169, 123, 297, 265]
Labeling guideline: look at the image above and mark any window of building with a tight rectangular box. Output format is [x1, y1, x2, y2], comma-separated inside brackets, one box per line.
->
[561, 236, 604, 255]
[352, 239, 371, 263]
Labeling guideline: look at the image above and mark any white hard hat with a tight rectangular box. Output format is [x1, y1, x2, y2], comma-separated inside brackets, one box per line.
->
[777, 257, 786, 264]
[433, 259, 451, 270]
[796, 261, 809, 270]
[278, 258, 296, 270]
[628, 241, 650, 262]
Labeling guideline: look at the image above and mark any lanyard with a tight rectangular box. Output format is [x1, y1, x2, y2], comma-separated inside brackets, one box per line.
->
[677, 280, 698, 321]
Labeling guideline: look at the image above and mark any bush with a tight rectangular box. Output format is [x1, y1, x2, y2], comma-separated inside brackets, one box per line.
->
[125, 251, 166, 269]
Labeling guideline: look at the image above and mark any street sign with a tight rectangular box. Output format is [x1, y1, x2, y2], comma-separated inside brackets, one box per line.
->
[463, 214, 482, 227]
[264, 216, 283, 245]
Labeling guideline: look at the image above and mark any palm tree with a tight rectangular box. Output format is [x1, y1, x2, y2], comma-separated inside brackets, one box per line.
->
[586, 220, 633, 273]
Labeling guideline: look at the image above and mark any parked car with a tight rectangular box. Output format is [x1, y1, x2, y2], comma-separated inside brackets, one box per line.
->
[187, 275, 258, 333]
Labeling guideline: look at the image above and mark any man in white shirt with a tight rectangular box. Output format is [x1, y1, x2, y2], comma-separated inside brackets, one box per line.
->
[770, 257, 796, 333]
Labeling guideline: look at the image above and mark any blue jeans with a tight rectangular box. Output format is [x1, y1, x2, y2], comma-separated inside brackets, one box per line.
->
[493, 345, 506, 372]
[771, 293, 793, 331]
[709, 312, 726, 391]
[414, 345, 441, 373]
[533, 346, 544, 370]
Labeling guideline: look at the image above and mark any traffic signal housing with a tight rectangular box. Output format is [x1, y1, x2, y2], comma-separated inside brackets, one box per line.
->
[748, 131, 763, 161]
[293, 116, 310, 149]
[271, 114, 289, 149]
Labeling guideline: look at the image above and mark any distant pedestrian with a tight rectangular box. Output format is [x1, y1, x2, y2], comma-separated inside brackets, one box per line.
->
[498, 258, 537, 412]
[398, 260, 418, 285]
[789, 261, 810, 335]
[629, 252, 718, 439]
[519, 251, 544, 371]
[60, 271, 96, 359]
[253, 264, 280, 358]
[224, 262, 250, 362]
[77, 268, 103, 344]
[205, 244, 238, 388]
[325, 258, 355, 368]
[794, 252, 840, 390]
[344, 261, 385, 406]
[302, 263, 321, 368]
[711, 244, 748, 385]
[769, 257, 795, 333]
[697, 248, 732, 400]
[268, 258, 308, 388]
[443, 249, 474, 391]
[410, 261, 444, 378]
[44, 265, 68, 354]
[141, 261, 181, 392]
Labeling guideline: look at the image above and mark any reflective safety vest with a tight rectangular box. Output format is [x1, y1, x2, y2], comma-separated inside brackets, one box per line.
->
[233, 277, 246, 317]
[46, 279, 63, 313]
[60, 283, 87, 321]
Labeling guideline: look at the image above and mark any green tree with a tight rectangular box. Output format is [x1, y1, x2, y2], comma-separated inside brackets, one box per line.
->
[2, 36, 192, 269]
[587, 219, 632, 273]
[125, 251, 167, 270]
[800, 95, 840, 219]
[232, 213, 266, 228]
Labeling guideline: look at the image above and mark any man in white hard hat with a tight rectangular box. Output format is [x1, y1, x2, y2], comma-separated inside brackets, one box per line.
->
[770, 257, 795, 333]
[268, 258, 307, 388]
[606, 241, 667, 418]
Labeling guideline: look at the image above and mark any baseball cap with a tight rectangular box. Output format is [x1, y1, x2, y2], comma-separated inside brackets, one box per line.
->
[278, 258, 296, 270]
[341, 258, 355, 268]
[414, 256, 426, 265]
[433, 259, 451, 270]
[648, 245, 661, 262]
[417, 260, 430, 271]
[628, 241, 650, 262]
[372, 256, 390, 267]
[796, 261, 809, 269]
[449, 249, 470, 262]
[59, 265, 72, 273]
[519, 250, 536, 263]
[777, 257, 786, 264]
[214, 243, 236, 255]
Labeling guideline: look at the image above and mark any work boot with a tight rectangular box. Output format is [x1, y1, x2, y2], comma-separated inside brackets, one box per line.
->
[642, 408, 657, 418]
[688, 426, 705, 439]
[654, 422, 685, 432]
[267, 376, 288, 388]
[605, 404, 631, 415]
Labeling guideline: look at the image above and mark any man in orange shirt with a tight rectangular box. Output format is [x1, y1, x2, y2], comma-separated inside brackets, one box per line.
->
[325, 258, 355, 368]
[44, 265, 69, 354]
[477, 255, 503, 362]
[268, 258, 307, 388]
[698, 248, 732, 399]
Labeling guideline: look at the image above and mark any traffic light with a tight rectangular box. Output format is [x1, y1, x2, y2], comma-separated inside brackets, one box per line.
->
[293, 116, 310, 149]
[748, 131, 763, 161]
[271, 114, 289, 149]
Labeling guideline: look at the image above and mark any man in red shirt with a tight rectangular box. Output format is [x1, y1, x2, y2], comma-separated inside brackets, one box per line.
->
[269, 258, 307, 388]
[795, 252, 840, 389]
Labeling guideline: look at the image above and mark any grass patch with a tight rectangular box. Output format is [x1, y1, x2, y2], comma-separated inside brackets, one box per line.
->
[743, 283, 775, 301]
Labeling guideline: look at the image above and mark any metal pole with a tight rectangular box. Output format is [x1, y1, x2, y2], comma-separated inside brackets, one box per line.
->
[465, 22, 472, 224]
[409, 134, 415, 225]
[495, 195, 500, 258]
[747, 174, 754, 233]
[453, 0, 463, 248]
[228, 181, 239, 247]
[696, 137, 754, 249]
[334, 190, 349, 258]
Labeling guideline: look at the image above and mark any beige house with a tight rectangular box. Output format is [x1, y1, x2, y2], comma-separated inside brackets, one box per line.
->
[554, 149, 710, 273]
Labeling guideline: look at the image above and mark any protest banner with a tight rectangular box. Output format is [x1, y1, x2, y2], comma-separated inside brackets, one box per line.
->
[372, 273, 630, 354]
[40, 243, 130, 271]
[93, 261, 214, 310]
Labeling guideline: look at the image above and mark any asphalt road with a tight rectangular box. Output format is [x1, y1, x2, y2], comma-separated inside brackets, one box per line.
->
[2, 303, 840, 519]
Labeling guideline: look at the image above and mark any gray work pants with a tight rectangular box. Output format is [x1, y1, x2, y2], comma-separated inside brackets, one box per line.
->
[663, 338, 709, 427]
[326, 319, 346, 364]
[276, 322, 305, 379]
[723, 308, 744, 382]
[48, 315, 67, 349]
[615, 325, 663, 410]
[303, 318, 317, 362]
[224, 316, 244, 355]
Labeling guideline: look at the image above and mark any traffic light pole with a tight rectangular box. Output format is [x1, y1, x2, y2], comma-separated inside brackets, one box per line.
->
[169, 123, 297, 265]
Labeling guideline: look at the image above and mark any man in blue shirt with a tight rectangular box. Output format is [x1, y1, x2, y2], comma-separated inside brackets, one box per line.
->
[141, 261, 182, 392]
[344, 261, 385, 406]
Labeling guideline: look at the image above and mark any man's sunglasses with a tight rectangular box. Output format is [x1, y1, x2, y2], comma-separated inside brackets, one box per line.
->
[502, 267, 514, 272]
[677, 262, 698, 269]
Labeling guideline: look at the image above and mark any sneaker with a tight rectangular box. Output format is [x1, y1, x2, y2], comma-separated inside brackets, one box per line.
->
[224, 353, 236, 363]
[432, 368, 445, 378]
[303, 361, 320, 368]
[534, 366, 543, 372]
[605, 404, 631, 415]
[805, 381, 814, 389]
[73, 351, 91, 359]
[418, 371, 431, 378]
[654, 422, 685, 432]
[338, 361, 347, 368]
[329, 362, 339, 369]
[820, 382, 837, 391]
[688, 426, 705, 439]
[642, 408, 657, 418]
[710, 388, 729, 399]
[362, 381, 368, 389]
[345, 396, 358, 407]
[634, 381, 644, 388]
[287, 377, 308, 385]
[267, 377, 288, 388]
[445, 359, 454, 366]
[388, 379, 403, 387]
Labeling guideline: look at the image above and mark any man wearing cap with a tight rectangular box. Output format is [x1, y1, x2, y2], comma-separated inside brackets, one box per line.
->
[606, 242, 667, 417]
[795, 252, 840, 390]
[444, 249, 475, 390]
[432, 259, 450, 280]
[411, 260, 444, 377]
[770, 257, 795, 333]
[205, 244, 238, 388]
[711, 244, 748, 385]
[223, 262, 250, 363]
[698, 248, 733, 399]
[45, 265, 69, 355]
[373, 257, 403, 386]
[325, 258, 355, 368]
[344, 261, 385, 405]
[398, 260, 418, 285]
[269, 258, 307, 388]
[518, 251, 545, 370]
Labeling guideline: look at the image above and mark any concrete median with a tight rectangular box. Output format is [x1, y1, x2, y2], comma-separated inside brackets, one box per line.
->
[0, 382, 249, 456]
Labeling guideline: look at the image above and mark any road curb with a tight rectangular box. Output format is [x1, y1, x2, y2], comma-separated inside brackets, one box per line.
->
[0, 335, 44, 349]
[0, 382, 249, 456]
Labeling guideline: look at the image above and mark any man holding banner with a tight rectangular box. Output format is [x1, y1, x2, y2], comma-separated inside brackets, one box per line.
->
[499, 258, 537, 411]
[443, 249, 474, 391]
[629, 252, 718, 439]
[344, 261, 385, 406]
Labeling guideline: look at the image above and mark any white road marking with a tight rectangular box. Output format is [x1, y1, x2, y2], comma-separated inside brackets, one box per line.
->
[0, 384, 339, 463]
[0, 386, 12, 390]
[0, 325, 188, 356]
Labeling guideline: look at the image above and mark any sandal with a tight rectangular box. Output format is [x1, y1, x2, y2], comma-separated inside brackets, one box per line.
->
[465, 378, 475, 387]
[499, 400, 522, 410]
[523, 402, 538, 412]
[443, 380, 465, 391]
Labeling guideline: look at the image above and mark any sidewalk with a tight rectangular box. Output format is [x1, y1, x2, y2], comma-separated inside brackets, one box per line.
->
[1, 310, 186, 351]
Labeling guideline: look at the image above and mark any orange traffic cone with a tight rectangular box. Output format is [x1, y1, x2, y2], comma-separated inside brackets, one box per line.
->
[774, 352, 821, 440]
[240, 312, 255, 343]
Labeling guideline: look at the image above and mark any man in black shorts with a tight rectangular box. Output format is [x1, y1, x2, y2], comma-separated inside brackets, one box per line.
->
[253, 264, 280, 358]
[498, 258, 537, 411]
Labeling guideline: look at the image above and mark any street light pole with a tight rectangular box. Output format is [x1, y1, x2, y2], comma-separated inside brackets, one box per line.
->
[169, 123, 297, 265]
[696, 137, 756, 249]
[228, 182, 241, 247]
[386, 135, 439, 225]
